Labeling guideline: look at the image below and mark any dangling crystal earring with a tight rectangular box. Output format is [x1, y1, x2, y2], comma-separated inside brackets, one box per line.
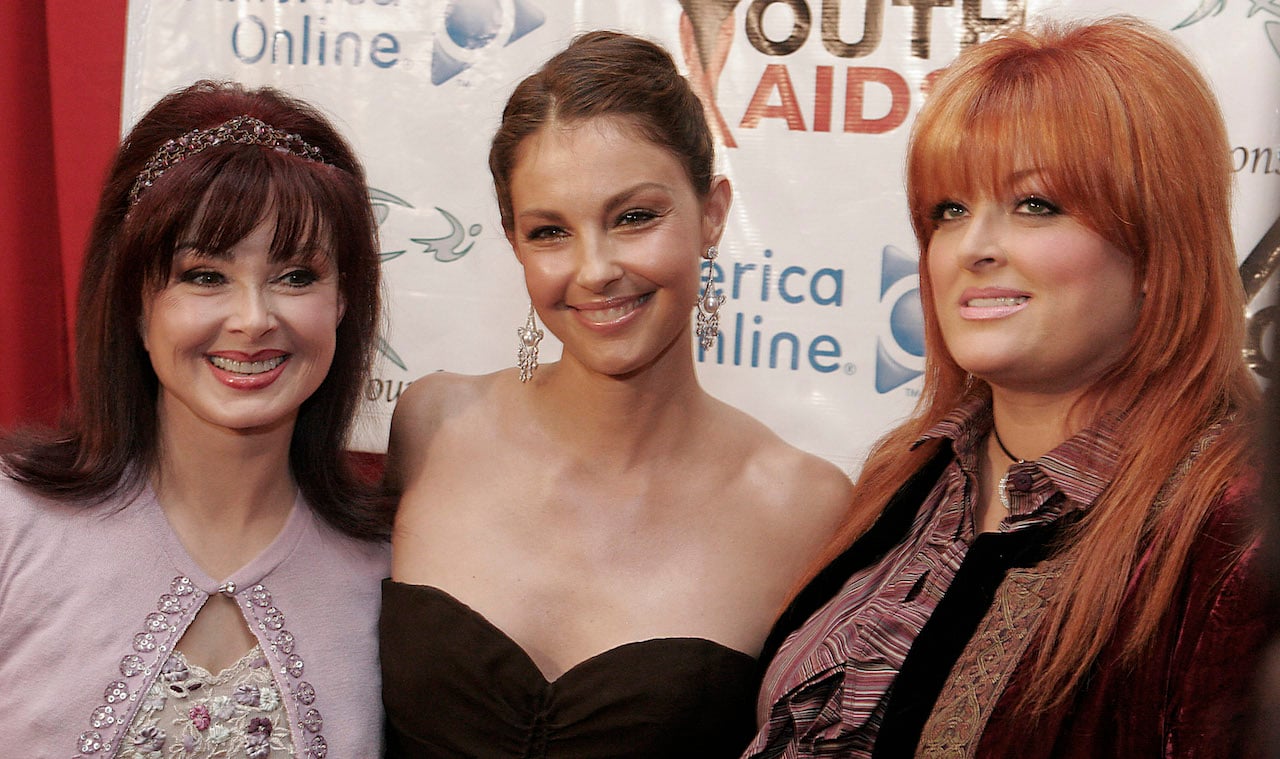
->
[695, 245, 723, 350]
[516, 303, 544, 383]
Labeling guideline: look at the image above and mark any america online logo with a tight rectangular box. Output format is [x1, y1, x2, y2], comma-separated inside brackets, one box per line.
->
[431, 0, 547, 85]
[876, 244, 924, 393]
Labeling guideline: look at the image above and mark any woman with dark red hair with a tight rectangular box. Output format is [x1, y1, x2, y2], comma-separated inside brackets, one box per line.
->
[0, 81, 389, 756]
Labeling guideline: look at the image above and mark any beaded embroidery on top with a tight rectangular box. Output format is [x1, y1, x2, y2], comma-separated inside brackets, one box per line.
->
[77, 577, 329, 759]
[118, 645, 294, 758]
[127, 116, 325, 206]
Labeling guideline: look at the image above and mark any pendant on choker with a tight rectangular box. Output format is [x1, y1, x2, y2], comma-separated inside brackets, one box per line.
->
[997, 472, 1015, 511]
[992, 426, 1026, 512]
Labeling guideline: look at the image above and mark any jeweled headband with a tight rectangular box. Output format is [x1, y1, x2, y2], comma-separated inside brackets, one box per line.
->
[127, 115, 326, 206]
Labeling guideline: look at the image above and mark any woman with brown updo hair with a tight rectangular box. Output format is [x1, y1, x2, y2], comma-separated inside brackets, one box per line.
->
[744, 16, 1266, 758]
[379, 31, 852, 758]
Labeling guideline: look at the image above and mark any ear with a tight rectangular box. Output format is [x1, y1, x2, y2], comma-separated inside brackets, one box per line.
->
[701, 174, 732, 247]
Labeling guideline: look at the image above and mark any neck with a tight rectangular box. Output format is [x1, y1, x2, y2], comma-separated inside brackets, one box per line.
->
[532, 345, 710, 469]
[152, 399, 297, 534]
[988, 386, 1090, 462]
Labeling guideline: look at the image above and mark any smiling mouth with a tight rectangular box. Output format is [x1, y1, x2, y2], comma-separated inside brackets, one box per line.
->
[965, 296, 1029, 307]
[574, 293, 652, 324]
[208, 355, 288, 375]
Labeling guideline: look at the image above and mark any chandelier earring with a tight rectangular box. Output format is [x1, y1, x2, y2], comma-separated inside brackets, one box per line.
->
[695, 245, 724, 350]
[516, 303, 544, 383]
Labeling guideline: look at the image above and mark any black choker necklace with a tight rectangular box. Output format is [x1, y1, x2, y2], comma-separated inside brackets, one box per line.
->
[992, 426, 1025, 511]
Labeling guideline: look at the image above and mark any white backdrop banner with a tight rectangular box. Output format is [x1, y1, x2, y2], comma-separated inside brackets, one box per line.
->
[123, 0, 1280, 470]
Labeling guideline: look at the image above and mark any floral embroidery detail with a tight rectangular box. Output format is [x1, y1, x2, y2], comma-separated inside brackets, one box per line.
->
[160, 654, 190, 683]
[141, 683, 167, 712]
[207, 723, 232, 745]
[234, 684, 261, 707]
[917, 559, 1069, 757]
[131, 725, 165, 752]
[190, 704, 212, 730]
[211, 695, 238, 721]
[244, 717, 277, 758]
[258, 686, 280, 712]
[118, 646, 293, 758]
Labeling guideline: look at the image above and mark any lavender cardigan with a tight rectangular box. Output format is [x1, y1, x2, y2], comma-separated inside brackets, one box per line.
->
[0, 476, 389, 757]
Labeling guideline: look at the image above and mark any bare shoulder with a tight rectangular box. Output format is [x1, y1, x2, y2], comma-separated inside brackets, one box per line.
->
[713, 403, 853, 541]
[384, 369, 510, 492]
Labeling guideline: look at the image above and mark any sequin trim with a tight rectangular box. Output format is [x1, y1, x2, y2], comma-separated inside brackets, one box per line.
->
[242, 583, 328, 755]
[77, 576, 201, 756]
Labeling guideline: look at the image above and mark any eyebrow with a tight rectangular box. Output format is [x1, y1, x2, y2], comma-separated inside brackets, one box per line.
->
[515, 181, 675, 225]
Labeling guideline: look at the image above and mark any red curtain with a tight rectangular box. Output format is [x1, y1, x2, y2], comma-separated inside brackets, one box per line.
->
[0, 0, 126, 431]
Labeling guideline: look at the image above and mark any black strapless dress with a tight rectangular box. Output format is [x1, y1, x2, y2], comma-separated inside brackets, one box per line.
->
[380, 580, 760, 758]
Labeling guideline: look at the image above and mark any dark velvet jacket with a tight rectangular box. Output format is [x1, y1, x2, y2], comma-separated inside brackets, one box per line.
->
[762, 450, 1266, 758]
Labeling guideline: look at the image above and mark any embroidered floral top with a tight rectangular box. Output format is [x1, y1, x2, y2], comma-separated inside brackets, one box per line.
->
[743, 396, 1122, 758]
[0, 478, 389, 758]
[118, 646, 291, 758]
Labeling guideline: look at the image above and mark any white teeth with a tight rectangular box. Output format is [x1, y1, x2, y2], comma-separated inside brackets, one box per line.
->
[577, 294, 651, 324]
[208, 355, 286, 374]
[967, 296, 1028, 307]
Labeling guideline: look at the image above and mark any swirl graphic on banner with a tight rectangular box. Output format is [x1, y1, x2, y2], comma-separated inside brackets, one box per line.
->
[1175, 0, 1280, 60]
[369, 188, 486, 372]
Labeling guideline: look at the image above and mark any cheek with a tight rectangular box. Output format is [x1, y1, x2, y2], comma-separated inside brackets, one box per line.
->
[521, 259, 568, 300]
[923, 253, 954, 302]
[1044, 248, 1135, 308]
[295, 294, 345, 352]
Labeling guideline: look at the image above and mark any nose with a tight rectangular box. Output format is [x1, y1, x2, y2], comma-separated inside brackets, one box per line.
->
[226, 285, 277, 338]
[953, 209, 1006, 271]
[574, 234, 624, 292]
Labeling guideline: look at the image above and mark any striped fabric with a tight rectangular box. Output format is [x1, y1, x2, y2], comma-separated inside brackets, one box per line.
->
[741, 397, 1122, 759]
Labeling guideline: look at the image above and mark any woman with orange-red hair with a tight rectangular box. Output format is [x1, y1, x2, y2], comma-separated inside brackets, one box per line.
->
[743, 16, 1265, 758]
